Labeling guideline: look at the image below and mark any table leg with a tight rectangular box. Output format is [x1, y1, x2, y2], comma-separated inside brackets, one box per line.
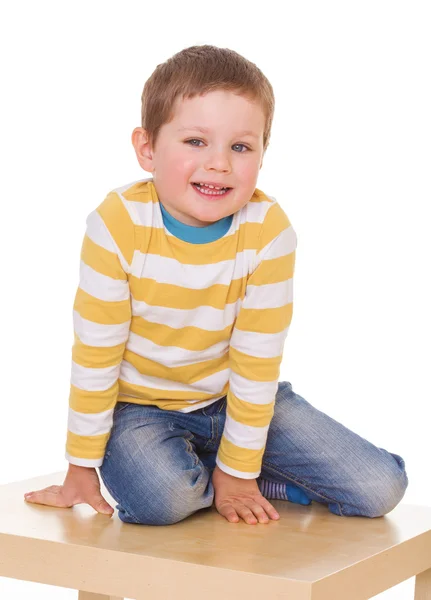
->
[415, 567, 431, 600]
[78, 593, 123, 600]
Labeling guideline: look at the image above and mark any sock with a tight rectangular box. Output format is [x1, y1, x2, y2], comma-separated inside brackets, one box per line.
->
[258, 479, 312, 505]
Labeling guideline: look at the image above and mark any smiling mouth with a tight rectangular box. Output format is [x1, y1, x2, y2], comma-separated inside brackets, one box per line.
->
[191, 183, 233, 197]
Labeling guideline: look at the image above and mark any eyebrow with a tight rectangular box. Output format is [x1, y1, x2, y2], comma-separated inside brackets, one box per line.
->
[177, 125, 259, 139]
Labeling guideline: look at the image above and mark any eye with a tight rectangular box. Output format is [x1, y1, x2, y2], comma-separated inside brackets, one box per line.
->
[232, 143, 249, 153]
[185, 139, 250, 152]
[185, 139, 204, 147]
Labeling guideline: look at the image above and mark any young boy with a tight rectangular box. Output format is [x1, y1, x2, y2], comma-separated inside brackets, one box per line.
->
[24, 44, 408, 526]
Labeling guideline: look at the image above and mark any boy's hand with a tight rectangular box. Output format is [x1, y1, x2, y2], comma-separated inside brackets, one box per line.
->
[212, 465, 280, 524]
[23, 464, 114, 516]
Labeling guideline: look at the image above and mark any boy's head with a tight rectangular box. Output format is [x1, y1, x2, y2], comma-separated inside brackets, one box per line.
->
[131, 45, 275, 227]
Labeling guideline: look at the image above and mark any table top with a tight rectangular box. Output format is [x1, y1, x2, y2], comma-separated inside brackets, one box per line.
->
[1, 472, 431, 600]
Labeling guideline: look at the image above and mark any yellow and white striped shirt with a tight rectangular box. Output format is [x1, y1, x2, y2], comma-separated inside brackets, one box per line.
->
[66, 178, 297, 478]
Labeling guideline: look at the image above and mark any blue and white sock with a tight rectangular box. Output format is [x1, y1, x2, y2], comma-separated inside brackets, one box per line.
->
[258, 479, 312, 505]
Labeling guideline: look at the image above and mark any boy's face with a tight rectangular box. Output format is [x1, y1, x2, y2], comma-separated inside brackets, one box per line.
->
[131, 89, 266, 227]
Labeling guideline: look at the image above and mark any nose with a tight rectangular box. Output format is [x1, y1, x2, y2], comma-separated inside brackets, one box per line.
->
[204, 147, 231, 173]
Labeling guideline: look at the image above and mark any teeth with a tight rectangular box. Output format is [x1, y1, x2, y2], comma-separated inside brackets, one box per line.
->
[199, 182, 222, 190]
[195, 184, 228, 196]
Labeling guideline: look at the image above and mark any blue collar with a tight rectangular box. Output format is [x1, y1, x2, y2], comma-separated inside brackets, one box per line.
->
[159, 200, 233, 244]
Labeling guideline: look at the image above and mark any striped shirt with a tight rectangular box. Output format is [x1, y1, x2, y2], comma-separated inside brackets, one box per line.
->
[66, 178, 297, 478]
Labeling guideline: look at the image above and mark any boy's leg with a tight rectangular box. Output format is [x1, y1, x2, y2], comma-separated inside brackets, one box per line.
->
[99, 401, 214, 525]
[258, 381, 409, 517]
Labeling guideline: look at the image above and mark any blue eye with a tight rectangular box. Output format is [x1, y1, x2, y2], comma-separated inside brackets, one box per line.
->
[185, 139, 250, 152]
[186, 139, 203, 147]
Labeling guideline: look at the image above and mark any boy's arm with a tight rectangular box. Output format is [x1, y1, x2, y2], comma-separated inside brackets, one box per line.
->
[66, 192, 134, 467]
[216, 203, 297, 479]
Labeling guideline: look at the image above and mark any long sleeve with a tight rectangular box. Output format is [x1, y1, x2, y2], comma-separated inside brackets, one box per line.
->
[65, 192, 134, 467]
[216, 203, 297, 478]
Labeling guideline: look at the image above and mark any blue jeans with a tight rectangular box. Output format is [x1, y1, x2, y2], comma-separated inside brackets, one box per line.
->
[99, 381, 408, 525]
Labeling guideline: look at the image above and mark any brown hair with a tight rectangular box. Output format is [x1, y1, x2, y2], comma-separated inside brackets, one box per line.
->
[140, 44, 275, 153]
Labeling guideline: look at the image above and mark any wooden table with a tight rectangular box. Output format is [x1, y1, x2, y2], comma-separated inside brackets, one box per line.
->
[0, 472, 430, 599]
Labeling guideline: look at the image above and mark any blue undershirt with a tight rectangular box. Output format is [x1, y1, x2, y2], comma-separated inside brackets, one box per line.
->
[159, 200, 233, 244]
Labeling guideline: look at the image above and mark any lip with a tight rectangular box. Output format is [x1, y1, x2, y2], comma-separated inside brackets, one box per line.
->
[191, 181, 233, 188]
[191, 183, 233, 200]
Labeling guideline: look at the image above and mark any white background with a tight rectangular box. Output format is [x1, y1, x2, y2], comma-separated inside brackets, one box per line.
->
[1, 1, 430, 598]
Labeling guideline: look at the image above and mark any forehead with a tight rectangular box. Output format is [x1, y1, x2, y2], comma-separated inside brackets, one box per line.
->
[169, 90, 265, 134]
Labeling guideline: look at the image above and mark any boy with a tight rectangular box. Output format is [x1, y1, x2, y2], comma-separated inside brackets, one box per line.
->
[24, 45, 408, 525]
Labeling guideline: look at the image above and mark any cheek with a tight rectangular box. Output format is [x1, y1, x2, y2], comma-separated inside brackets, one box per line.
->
[166, 152, 197, 179]
[233, 155, 261, 179]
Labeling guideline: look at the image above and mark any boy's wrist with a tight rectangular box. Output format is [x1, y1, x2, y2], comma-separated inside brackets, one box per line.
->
[68, 463, 95, 471]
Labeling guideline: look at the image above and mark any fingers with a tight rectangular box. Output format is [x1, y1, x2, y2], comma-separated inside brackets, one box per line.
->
[218, 497, 280, 525]
[88, 495, 114, 516]
[236, 504, 259, 524]
[237, 501, 271, 524]
[24, 486, 114, 516]
[221, 502, 263, 525]
[237, 497, 280, 524]
[217, 503, 240, 523]
[259, 498, 280, 520]
[24, 486, 72, 508]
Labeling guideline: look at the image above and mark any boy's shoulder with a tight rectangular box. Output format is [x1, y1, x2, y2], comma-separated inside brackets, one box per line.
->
[102, 177, 155, 211]
[91, 177, 155, 231]
[251, 187, 294, 243]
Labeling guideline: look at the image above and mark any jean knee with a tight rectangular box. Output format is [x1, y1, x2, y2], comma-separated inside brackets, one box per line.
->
[124, 488, 213, 526]
[114, 468, 214, 526]
[356, 451, 409, 518]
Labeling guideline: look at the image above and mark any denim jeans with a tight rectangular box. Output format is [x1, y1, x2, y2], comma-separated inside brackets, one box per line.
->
[99, 380, 408, 525]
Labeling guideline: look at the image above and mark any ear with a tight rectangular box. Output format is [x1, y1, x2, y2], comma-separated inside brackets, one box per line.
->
[131, 127, 155, 173]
